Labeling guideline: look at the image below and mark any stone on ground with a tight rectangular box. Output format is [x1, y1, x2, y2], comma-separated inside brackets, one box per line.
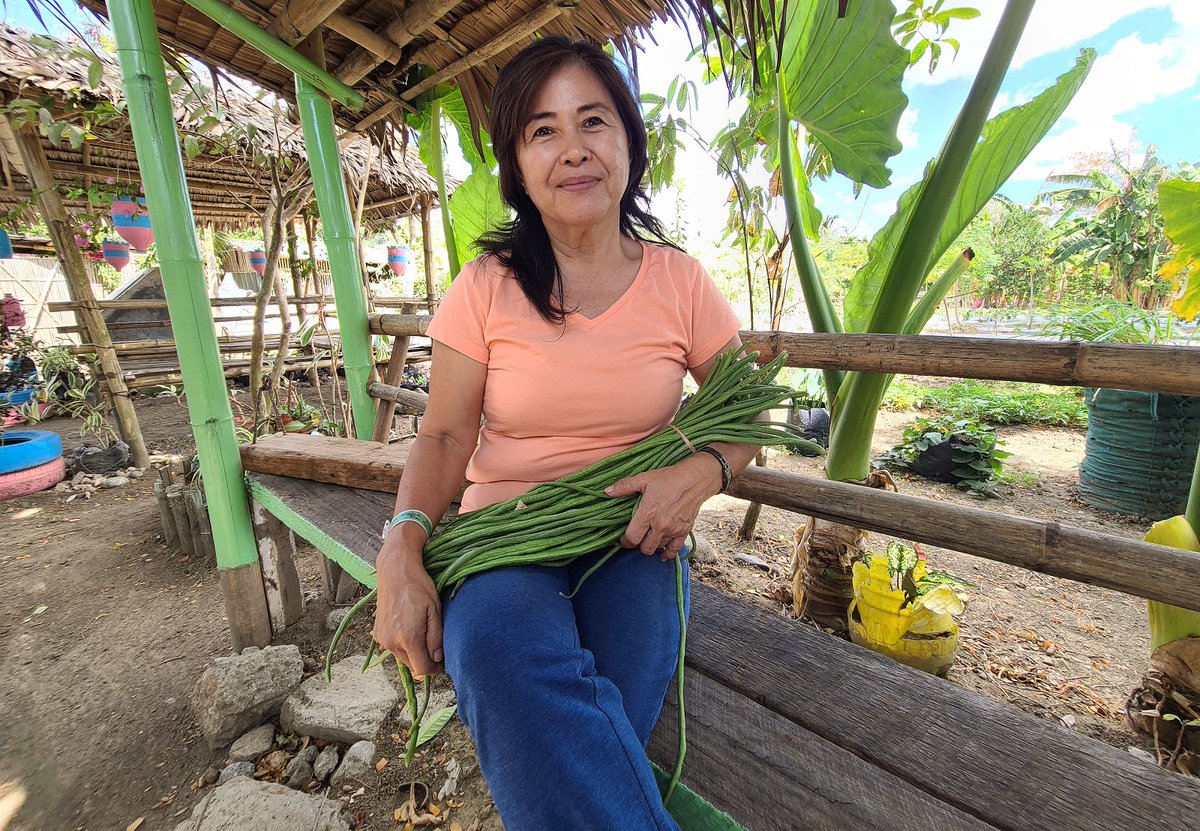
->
[227, 724, 275, 763]
[330, 741, 375, 789]
[313, 745, 340, 782]
[280, 655, 398, 744]
[172, 777, 351, 831]
[192, 645, 304, 749]
[217, 761, 255, 785]
[690, 532, 719, 564]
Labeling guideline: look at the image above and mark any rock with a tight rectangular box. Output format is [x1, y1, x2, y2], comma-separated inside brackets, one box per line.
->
[228, 724, 275, 763]
[53, 482, 70, 492]
[286, 760, 315, 790]
[1127, 746, 1157, 764]
[689, 533, 718, 564]
[325, 608, 352, 632]
[217, 761, 255, 785]
[280, 655, 398, 744]
[286, 745, 319, 776]
[172, 776, 351, 831]
[126, 467, 145, 479]
[202, 766, 221, 786]
[313, 746, 339, 782]
[734, 553, 771, 570]
[329, 741, 375, 789]
[99, 475, 130, 488]
[192, 645, 304, 749]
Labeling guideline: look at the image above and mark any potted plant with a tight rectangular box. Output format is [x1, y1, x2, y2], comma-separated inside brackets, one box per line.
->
[877, 415, 1009, 497]
[52, 375, 129, 474]
[849, 541, 976, 676]
[1, 322, 65, 498]
[1041, 301, 1200, 519]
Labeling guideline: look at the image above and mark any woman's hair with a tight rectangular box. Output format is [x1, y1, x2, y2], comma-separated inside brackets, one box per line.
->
[477, 36, 673, 323]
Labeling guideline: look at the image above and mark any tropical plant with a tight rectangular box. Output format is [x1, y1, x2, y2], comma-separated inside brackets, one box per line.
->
[697, 0, 1092, 627]
[1039, 147, 1187, 308]
[1039, 299, 1184, 345]
[877, 415, 1009, 497]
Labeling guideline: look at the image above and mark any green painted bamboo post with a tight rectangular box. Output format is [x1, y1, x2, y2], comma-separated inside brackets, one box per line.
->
[295, 77, 376, 440]
[109, 0, 272, 649]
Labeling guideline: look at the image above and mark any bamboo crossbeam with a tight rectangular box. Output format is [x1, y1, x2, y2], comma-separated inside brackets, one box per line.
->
[123, 355, 338, 389]
[370, 317, 1200, 396]
[266, 0, 343, 44]
[231, 433, 1200, 612]
[50, 296, 338, 311]
[367, 380, 428, 415]
[739, 331, 1200, 396]
[334, 0, 462, 84]
[352, 101, 402, 133]
[325, 13, 404, 66]
[400, 2, 576, 101]
[727, 468, 1200, 612]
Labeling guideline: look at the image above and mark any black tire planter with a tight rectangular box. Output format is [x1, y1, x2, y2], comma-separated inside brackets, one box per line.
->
[72, 441, 130, 474]
[909, 438, 972, 484]
[0, 429, 63, 474]
[1079, 388, 1200, 520]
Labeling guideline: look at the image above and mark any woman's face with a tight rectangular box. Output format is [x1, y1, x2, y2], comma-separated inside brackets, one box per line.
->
[515, 63, 630, 237]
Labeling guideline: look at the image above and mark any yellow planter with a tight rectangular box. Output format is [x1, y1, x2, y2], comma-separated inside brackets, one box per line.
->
[849, 558, 960, 676]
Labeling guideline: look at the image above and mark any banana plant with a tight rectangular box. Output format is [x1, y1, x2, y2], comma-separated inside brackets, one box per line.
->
[700, 0, 1093, 627]
[406, 85, 508, 286]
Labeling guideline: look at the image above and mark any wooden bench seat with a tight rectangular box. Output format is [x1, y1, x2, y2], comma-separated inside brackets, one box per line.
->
[242, 464, 1200, 831]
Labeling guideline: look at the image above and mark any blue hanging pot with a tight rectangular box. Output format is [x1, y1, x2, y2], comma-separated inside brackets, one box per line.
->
[0, 229, 13, 259]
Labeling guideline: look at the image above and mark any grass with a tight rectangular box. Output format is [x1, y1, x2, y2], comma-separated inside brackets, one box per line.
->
[883, 379, 1088, 428]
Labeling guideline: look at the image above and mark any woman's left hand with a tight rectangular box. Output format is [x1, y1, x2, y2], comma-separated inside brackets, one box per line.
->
[605, 453, 724, 559]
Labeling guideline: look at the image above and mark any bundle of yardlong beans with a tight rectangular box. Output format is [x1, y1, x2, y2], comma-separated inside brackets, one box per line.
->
[329, 345, 822, 803]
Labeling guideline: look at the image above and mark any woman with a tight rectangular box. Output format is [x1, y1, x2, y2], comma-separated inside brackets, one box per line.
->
[373, 36, 760, 830]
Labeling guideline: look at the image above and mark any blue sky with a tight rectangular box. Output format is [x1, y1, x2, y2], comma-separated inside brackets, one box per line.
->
[636, 0, 1200, 238]
[7, 0, 1198, 242]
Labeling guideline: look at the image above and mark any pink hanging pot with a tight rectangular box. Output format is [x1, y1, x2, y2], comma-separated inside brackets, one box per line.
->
[387, 245, 409, 277]
[102, 240, 131, 271]
[110, 197, 154, 251]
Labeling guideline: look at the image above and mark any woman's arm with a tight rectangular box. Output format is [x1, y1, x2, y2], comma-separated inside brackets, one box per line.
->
[606, 335, 764, 559]
[373, 341, 486, 676]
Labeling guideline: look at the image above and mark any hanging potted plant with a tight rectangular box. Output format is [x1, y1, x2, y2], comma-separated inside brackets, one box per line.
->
[110, 195, 154, 252]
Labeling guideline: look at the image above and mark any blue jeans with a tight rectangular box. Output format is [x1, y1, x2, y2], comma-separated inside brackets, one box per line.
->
[442, 546, 690, 831]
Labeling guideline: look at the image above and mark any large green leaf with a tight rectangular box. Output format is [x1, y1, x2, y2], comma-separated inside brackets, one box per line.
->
[842, 48, 1095, 333]
[781, 0, 908, 189]
[447, 165, 508, 267]
[1160, 178, 1200, 321]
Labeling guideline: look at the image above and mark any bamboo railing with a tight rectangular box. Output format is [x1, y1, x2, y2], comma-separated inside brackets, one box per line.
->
[361, 313, 1200, 612]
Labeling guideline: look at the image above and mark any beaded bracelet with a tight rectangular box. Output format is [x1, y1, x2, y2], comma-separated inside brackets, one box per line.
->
[382, 509, 434, 541]
[697, 446, 733, 493]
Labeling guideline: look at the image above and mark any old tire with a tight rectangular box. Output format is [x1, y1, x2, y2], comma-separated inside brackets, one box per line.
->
[0, 430, 63, 474]
[0, 457, 66, 500]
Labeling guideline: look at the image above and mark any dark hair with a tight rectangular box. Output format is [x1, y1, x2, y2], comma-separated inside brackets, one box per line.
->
[478, 36, 673, 323]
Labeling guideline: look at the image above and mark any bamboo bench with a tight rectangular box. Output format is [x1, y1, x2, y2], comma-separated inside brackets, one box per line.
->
[239, 433, 1200, 831]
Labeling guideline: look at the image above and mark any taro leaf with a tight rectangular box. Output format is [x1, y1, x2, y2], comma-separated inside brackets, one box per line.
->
[780, 0, 908, 188]
[1159, 178, 1200, 322]
[447, 165, 508, 267]
[843, 49, 1095, 333]
[415, 705, 457, 748]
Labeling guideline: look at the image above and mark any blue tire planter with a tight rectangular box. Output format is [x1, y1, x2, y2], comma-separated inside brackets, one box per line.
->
[1078, 389, 1200, 520]
[0, 430, 63, 474]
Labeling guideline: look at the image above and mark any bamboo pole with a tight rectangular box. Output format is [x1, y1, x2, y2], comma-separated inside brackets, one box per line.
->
[109, 0, 269, 649]
[370, 302, 416, 442]
[8, 123, 151, 469]
[296, 75, 376, 440]
[49, 295, 340, 311]
[334, 0, 462, 85]
[266, 0, 344, 44]
[421, 194, 436, 311]
[400, 3, 575, 101]
[177, 0, 364, 109]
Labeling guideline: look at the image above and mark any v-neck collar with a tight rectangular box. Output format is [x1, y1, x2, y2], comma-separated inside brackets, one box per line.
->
[567, 241, 649, 331]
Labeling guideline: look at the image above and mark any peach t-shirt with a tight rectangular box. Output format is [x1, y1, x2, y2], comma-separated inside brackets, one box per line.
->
[426, 240, 742, 512]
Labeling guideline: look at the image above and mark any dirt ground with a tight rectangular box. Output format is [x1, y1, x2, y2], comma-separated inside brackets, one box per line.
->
[0, 389, 1166, 830]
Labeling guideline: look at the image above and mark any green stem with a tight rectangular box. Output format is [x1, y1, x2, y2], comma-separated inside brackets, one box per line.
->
[774, 68, 844, 402]
[865, 0, 1034, 335]
[1187, 438, 1200, 536]
[903, 249, 976, 335]
[431, 98, 461, 282]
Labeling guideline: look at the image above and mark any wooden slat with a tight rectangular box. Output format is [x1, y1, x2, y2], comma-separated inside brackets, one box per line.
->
[231, 434, 1200, 611]
[648, 670, 998, 831]
[50, 295, 338, 311]
[333, 0, 463, 84]
[674, 582, 1200, 831]
[370, 316, 1200, 396]
[728, 468, 1200, 612]
[325, 12, 403, 66]
[250, 498, 305, 633]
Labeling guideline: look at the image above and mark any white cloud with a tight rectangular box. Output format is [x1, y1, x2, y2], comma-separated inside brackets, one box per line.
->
[1010, 22, 1200, 181]
[905, 0, 1174, 88]
[897, 107, 919, 151]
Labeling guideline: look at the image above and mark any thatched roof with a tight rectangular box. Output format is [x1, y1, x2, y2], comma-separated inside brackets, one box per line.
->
[0, 23, 439, 229]
[73, 0, 695, 138]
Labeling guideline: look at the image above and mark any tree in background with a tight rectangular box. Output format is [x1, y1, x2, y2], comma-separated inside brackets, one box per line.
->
[1039, 146, 1194, 308]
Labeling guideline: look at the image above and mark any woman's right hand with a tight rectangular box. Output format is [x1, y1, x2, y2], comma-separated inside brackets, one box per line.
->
[373, 547, 444, 677]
